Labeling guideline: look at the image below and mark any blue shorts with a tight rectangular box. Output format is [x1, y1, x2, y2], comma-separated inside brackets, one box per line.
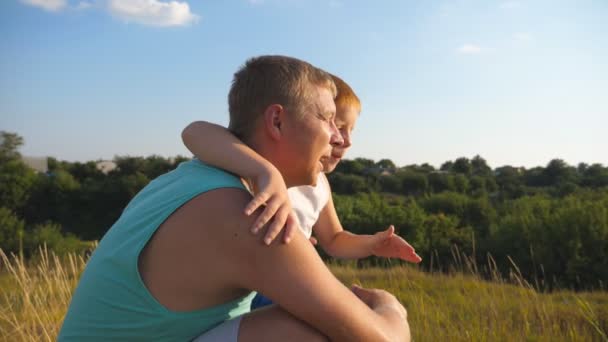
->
[192, 317, 241, 342]
[251, 293, 273, 310]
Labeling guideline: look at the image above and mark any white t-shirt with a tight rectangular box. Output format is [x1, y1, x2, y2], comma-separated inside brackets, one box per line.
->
[287, 173, 331, 238]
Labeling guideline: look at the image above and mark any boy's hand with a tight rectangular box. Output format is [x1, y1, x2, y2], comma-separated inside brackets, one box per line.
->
[371, 226, 422, 263]
[245, 164, 298, 245]
[309, 236, 318, 246]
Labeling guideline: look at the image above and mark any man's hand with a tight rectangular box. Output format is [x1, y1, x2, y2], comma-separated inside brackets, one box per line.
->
[371, 226, 422, 263]
[351, 285, 407, 318]
[245, 164, 298, 245]
[351, 285, 411, 341]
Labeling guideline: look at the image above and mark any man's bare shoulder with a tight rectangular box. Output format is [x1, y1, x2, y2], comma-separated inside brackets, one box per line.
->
[138, 187, 257, 311]
[167, 187, 257, 241]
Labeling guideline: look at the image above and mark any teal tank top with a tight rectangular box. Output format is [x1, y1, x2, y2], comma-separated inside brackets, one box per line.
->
[58, 160, 256, 341]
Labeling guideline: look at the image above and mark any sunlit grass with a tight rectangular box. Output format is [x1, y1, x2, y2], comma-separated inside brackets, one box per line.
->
[330, 263, 607, 341]
[1, 247, 606, 341]
[0, 247, 85, 342]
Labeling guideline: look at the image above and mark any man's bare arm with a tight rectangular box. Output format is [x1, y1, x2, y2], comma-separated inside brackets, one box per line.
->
[196, 188, 411, 342]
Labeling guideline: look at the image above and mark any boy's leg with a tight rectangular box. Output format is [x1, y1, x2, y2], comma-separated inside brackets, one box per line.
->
[193, 305, 327, 342]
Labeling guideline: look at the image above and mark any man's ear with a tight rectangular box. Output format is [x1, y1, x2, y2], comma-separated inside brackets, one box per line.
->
[262, 104, 284, 141]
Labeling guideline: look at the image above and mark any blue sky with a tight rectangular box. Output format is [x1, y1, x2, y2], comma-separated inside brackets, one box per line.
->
[1, 0, 606, 169]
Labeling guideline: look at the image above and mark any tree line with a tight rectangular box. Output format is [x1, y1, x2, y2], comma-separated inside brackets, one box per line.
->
[1, 131, 607, 290]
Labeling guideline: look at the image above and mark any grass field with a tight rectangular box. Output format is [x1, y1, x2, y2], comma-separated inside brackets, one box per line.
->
[1, 248, 607, 341]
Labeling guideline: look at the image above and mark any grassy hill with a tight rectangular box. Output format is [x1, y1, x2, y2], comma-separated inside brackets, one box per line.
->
[1, 249, 606, 341]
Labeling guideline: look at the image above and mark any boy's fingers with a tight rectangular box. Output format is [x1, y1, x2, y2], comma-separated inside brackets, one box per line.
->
[401, 248, 422, 263]
[263, 207, 289, 245]
[251, 199, 280, 233]
[282, 214, 298, 243]
[309, 236, 318, 245]
[405, 254, 423, 263]
[244, 192, 269, 216]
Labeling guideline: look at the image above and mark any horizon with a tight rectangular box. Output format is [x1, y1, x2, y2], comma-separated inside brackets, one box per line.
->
[1, 0, 606, 169]
[18, 150, 604, 171]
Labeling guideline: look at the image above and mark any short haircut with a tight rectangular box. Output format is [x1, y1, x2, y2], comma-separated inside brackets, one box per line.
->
[331, 74, 361, 112]
[228, 55, 336, 141]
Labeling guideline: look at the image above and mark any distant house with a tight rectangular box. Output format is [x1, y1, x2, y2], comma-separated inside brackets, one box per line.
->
[363, 166, 396, 177]
[96, 160, 117, 174]
[494, 166, 525, 176]
[21, 156, 48, 173]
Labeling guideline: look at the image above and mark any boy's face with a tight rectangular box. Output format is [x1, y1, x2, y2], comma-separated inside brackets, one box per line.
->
[322, 103, 359, 173]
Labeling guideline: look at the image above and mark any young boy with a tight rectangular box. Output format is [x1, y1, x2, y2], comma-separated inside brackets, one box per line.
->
[182, 74, 421, 308]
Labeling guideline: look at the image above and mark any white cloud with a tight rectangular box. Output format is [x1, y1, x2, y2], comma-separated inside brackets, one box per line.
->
[20, 0, 67, 12]
[457, 44, 483, 54]
[75, 1, 93, 10]
[247, 0, 265, 4]
[500, 1, 521, 9]
[108, 0, 199, 27]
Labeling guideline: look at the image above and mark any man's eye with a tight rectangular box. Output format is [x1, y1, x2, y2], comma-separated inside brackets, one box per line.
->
[318, 114, 330, 122]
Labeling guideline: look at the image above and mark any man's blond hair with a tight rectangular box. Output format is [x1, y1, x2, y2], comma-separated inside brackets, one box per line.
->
[228, 55, 336, 142]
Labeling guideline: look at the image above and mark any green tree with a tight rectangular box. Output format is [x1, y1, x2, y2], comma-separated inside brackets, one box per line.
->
[428, 172, 455, 193]
[142, 155, 174, 179]
[422, 192, 468, 218]
[495, 166, 525, 199]
[334, 159, 365, 175]
[378, 175, 400, 193]
[440, 161, 453, 172]
[418, 214, 474, 270]
[453, 174, 469, 194]
[581, 163, 608, 188]
[0, 132, 37, 211]
[0, 207, 25, 254]
[398, 171, 428, 196]
[328, 173, 368, 194]
[543, 159, 578, 186]
[452, 157, 472, 175]
[22, 169, 80, 227]
[469, 176, 487, 197]
[376, 159, 396, 169]
[471, 155, 492, 176]
[25, 222, 88, 257]
[0, 131, 24, 162]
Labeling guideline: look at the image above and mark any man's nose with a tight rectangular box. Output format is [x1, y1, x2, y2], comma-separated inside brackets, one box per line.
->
[329, 120, 344, 147]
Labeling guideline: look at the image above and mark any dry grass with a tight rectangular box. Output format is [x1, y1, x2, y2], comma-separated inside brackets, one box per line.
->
[0, 247, 86, 341]
[330, 260, 608, 342]
[1, 247, 607, 341]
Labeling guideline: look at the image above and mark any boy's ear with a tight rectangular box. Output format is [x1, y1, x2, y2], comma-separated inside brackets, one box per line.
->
[262, 104, 284, 141]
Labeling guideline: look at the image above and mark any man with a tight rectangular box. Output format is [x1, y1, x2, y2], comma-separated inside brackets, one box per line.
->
[59, 55, 411, 341]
